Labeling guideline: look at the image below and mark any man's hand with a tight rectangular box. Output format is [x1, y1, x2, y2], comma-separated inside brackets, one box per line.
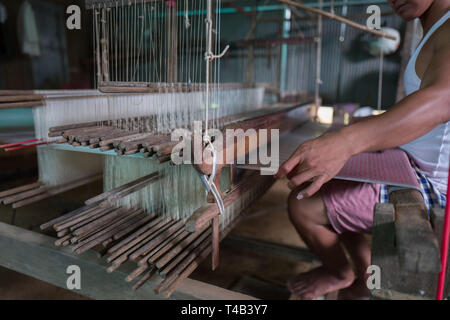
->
[275, 131, 353, 199]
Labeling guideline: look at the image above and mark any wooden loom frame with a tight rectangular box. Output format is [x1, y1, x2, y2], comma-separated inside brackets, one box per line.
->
[0, 208, 318, 299]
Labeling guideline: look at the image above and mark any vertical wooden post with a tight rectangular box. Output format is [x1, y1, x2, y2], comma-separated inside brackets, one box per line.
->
[101, 8, 110, 82]
[166, 2, 178, 83]
[211, 215, 220, 270]
[245, 8, 256, 85]
[95, 9, 103, 85]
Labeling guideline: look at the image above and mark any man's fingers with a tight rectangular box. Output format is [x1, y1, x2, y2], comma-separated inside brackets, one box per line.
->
[275, 155, 301, 179]
[287, 171, 316, 190]
[296, 176, 328, 199]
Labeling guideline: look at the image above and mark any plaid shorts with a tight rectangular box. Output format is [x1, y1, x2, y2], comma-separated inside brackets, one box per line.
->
[379, 159, 447, 211]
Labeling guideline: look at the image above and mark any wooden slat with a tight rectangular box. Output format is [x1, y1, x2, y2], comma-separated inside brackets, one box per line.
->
[390, 189, 441, 273]
[0, 101, 44, 109]
[371, 202, 439, 298]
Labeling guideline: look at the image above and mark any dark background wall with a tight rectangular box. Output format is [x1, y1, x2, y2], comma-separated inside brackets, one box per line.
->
[0, 0, 93, 90]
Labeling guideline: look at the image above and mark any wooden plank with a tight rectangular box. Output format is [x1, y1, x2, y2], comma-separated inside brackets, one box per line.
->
[0, 101, 44, 109]
[211, 216, 220, 271]
[390, 189, 441, 273]
[371, 202, 439, 298]
[0, 222, 255, 300]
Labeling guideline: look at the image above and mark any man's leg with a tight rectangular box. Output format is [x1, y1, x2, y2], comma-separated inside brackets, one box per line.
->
[287, 190, 354, 299]
[338, 232, 371, 299]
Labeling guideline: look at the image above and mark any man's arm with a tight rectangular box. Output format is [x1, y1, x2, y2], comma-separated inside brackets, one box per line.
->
[342, 38, 450, 154]
[276, 33, 450, 199]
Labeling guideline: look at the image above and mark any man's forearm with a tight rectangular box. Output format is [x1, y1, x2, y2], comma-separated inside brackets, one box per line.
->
[340, 85, 450, 155]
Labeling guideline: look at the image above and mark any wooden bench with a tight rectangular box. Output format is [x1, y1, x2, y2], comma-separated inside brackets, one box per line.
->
[371, 189, 449, 299]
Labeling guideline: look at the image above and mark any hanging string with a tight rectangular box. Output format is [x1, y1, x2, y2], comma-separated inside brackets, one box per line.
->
[314, 0, 323, 110]
[377, 37, 385, 111]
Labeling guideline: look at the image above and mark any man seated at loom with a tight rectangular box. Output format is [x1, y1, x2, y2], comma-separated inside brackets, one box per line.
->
[277, 0, 450, 299]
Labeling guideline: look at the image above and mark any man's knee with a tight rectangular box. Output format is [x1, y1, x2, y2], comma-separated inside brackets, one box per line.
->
[287, 189, 327, 225]
[287, 189, 311, 223]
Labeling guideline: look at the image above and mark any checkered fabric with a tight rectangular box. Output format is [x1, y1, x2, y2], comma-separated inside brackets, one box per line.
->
[379, 159, 447, 211]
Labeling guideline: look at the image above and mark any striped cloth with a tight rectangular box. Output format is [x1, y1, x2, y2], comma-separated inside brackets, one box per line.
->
[379, 159, 447, 211]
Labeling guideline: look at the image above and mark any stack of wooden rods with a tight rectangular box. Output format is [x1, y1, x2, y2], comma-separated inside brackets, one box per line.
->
[0, 182, 47, 209]
[40, 169, 275, 296]
[0, 90, 45, 109]
[38, 171, 213, 292]
[49, 120, 174, 159]
[0, 174, 102, 209]
[49, 102, 309, 161]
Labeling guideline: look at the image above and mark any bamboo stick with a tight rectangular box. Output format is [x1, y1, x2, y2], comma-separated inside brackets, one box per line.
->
[107, 216, 164, 255]
[0, 95, 45, 103]
[129, 221, 185, 261]
[138, 228, 187, 266]
[126, 264, 149, 283]
[73, 214, 148, 255]
[67, 207, 115, 232]
[2, 187, 48, 205]
[111, 215, 155, 241]
[100, 174, 161, 206]
[0, 90, 36, 96]
[0, 182, 44, 199]
[56, 228, 70, 238]
[40, 203, 101, 230]
[54, 206, 110, 231]
[106, 219, 173, 264]
[132, 268, 156, 290]
[73, 207, 130, 236]
[155, 227, 209, 269]
[158, 230, 211, 277]
[85, 172, 159, 205]
[278, 0, 396, 40]
[155, 235, 211, 293]
[12, 192, 52, 208]
[161, 245, 211, 298]
[72, 211, 145, 244]
[55, 234, 73, 247]
[0, 101, 44, 109]
[160, 215, 243, 297]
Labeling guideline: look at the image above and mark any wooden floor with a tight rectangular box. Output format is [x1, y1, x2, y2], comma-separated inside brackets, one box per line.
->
[0, 177, 313, 300]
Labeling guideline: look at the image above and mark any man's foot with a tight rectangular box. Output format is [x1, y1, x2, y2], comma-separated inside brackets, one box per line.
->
[287, 266, 354, 300]
[338, 278, 370, 300]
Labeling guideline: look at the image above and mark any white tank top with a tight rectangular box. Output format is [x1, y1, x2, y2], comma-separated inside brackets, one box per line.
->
[400, 11, 450, 195]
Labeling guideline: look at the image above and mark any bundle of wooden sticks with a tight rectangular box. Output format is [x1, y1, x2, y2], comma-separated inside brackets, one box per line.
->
[0, 175, 102, 209]
[49, 102, 312, 162]
[50, 120, 175, 160]
[40, 170, 274, 297]
[0, 90, 44, 109]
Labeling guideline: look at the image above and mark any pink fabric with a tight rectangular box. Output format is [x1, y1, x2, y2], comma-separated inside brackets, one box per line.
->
[336, 149, 419, 189]
[321, 180, 380, 234]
